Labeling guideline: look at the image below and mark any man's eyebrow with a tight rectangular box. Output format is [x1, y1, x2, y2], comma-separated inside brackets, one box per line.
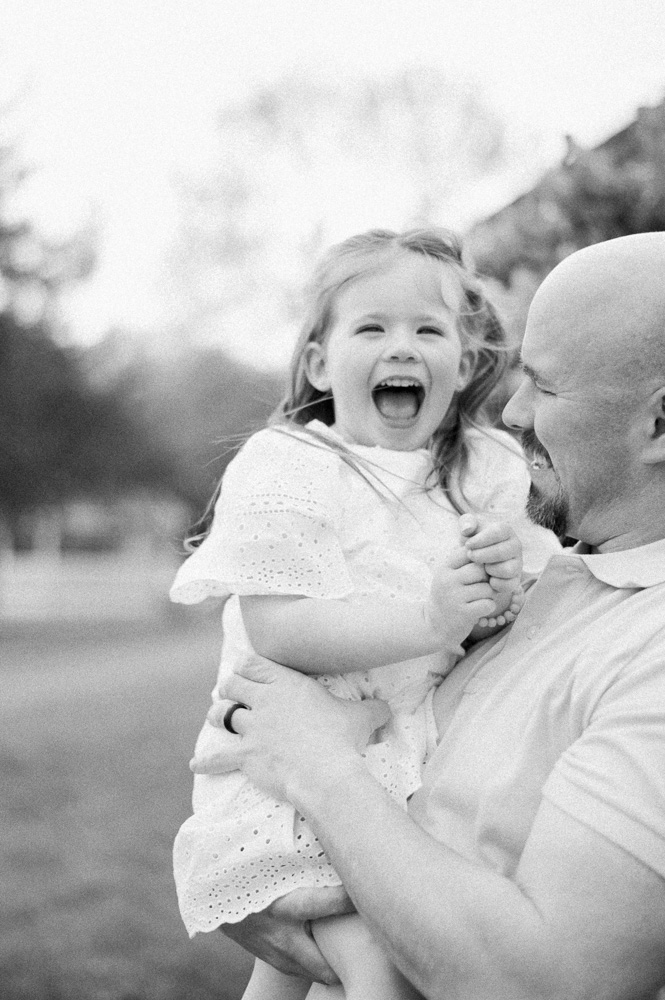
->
[519, 360, 546, 384]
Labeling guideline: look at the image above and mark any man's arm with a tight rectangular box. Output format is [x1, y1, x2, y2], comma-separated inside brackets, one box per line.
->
[222, 887, 355, 986]
[220, 661, 665, 1000]
[290, 760, 665, 1000]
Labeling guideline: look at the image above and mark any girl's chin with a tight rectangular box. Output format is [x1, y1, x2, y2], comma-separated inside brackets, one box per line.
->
[333, 414, 432, 450]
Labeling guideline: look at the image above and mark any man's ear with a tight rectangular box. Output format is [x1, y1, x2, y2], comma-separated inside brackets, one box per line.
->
[303, 342, 330, 392]
[642, 389, 665, 464]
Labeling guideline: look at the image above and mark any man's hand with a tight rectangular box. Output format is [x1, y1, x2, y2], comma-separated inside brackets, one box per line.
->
[221, 886, 355, 985]
[202, 657, 390, 800]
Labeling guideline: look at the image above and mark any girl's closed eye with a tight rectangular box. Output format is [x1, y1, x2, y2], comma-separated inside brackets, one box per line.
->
[355, 324, 384, 335]
[417, 325, 444, 336]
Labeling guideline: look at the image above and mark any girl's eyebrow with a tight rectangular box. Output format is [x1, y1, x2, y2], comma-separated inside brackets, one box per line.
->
[355, 312, 449, 323]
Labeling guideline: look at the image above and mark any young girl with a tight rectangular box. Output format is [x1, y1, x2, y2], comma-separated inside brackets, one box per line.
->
[170, 228, 560, 999]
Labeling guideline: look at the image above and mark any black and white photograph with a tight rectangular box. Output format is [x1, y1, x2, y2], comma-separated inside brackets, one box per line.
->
[2, 2, 665, 998]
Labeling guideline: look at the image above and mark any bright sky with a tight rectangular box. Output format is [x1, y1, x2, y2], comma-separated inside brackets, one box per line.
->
[2, 0, 665, 364]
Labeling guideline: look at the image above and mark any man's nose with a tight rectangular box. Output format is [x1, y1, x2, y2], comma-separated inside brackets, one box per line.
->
[502, 377, 532, 430]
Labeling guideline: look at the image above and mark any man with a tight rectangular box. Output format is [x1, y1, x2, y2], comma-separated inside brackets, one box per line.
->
[208, 234, 665, 999]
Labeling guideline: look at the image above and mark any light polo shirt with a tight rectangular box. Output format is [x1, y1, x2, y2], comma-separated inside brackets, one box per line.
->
[409, 538, 665, 880]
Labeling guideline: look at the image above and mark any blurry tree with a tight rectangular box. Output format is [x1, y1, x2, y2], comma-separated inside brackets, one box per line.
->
[0, 133, 178, 534]
[0, 321, 178, 518]
[466, 98, 665, 322]
[138, 347, 284, 515]
[167, 67, 511, 366]
[462, 96, 665, 416]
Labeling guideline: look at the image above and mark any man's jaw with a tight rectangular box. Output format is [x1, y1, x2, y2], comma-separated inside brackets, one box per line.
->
[520, 429, 569, 536]
[526, 484, 569, 537]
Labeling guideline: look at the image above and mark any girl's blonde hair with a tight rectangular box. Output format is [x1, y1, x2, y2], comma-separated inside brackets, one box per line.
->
[271, 227, 509, 512]
[186, 226, 508, 548]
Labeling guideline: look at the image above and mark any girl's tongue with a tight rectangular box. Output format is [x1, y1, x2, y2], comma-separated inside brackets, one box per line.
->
[373, 387, 420, 421]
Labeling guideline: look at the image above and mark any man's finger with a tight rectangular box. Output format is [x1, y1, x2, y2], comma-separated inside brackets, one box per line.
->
[225, 705, 252, 735]
[225, 673, 263, 706]
[271, 886, 355, 922]
[190, 750, 240, 774]
[235, 654, 284, 683]
[221, 919, 340, 985]
[206, 699, 236, 727]
[346, 698, 391, 744]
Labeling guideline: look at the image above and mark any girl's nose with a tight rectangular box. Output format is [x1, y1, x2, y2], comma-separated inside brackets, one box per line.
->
[385, 331, 419, 362]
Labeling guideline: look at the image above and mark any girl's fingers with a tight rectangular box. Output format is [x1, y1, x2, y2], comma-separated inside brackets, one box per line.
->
[462, 582, 496, 604]
[469, 598, 498, 619]
[459, 513, 480, 537]
[464, 522, 512, 548]
[489, 576, 521, 594]
[457, 561, 490, 584]
[485, 557, 522, 579]
[465, 540, 520, 563]
[448, 545, 472, 569]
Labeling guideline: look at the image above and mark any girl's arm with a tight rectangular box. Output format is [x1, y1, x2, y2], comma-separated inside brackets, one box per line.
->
[239, 550, 498, 675]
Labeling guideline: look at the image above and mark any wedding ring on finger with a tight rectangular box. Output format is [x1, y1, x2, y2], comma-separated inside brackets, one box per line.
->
[223, 702, 248, 734]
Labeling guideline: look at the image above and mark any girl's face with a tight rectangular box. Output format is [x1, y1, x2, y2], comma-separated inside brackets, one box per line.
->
[305, 253, 472, 451]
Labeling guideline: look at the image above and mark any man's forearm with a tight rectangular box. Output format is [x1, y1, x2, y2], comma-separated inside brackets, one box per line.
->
[288, 760, 551, 1000]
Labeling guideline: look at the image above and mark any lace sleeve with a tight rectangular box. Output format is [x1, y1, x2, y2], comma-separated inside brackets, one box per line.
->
[170, 428, 354, 604]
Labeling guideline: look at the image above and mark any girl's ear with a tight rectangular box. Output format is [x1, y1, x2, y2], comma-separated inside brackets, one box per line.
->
[642, 389, 665, 465]
[455, 350, 473, 392]
[303, 342, 331, 392]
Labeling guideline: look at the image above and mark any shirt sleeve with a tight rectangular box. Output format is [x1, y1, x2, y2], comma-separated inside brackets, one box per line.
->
[543, 648, 665, 878]
[170, 428, 354, 604]
[464, 428, 562, 574]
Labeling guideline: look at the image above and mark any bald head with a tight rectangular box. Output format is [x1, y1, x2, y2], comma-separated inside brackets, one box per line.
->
[528, 233, 665, 392]
[506, 232, 665, 550]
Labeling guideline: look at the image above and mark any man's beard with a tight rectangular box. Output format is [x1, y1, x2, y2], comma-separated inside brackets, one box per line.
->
[521, 429, 569, 538]
[526, 482, 569, 537]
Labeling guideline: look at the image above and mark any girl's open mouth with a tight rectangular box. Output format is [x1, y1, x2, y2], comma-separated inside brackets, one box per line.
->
[372, 378, 425, 422]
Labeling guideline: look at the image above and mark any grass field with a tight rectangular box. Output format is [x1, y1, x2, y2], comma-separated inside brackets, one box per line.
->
[0, 616, 254, 1000]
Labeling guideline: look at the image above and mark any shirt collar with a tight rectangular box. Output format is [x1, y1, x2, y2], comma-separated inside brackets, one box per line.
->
[567, 537, 665, 588]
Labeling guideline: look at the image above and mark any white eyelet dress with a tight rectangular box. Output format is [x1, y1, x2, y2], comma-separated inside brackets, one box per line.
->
[170, 421, 561, 935]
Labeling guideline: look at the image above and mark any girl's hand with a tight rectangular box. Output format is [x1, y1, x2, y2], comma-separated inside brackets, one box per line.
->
[459, 514, 523, 592]
[205, 657, 390, 802]
[460, 513, 524, 628]
[425, 549, 498, 647]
